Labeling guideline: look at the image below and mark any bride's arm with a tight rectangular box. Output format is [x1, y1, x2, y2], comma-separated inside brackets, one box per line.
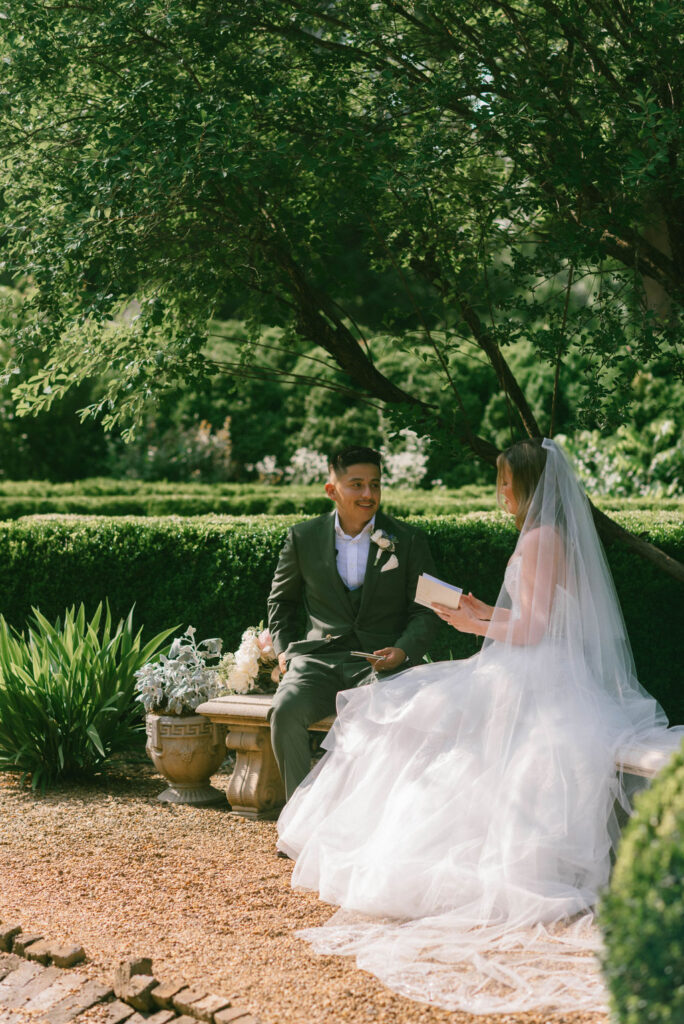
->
[460, 593, 495, 620]
[434, 527, 564, 646]
[433, 601, 511, 637]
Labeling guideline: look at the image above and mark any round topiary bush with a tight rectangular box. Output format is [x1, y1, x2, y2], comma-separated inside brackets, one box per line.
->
[599, 740, 684, 1022]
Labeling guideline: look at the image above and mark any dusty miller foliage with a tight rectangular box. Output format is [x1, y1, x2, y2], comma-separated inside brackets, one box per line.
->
[0, 0, 681, 458]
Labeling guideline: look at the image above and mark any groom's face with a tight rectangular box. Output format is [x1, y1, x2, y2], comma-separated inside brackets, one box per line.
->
[325, 462, 382, 534]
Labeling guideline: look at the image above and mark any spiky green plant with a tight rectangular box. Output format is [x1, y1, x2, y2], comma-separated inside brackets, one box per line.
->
[0, 603, 175, 790]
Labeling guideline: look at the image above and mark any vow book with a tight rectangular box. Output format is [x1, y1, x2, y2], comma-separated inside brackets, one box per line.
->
[415, 572, 463, 610]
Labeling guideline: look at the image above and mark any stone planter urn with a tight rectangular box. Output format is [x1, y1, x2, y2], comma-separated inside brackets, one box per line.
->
[145, 713, 229, 805]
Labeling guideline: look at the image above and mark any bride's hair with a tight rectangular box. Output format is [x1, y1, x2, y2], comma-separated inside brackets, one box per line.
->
[497, 438, 547, 528]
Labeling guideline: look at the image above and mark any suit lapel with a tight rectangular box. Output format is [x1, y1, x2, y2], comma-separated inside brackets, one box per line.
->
[358, 511, 390, 616]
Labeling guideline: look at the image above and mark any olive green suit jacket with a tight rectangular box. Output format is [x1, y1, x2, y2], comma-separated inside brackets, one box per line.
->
[267, 509, 439, 666]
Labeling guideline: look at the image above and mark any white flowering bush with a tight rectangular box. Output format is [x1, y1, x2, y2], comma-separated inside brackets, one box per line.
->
[134, 626, 224, 715]
[381, 428, 430, 487]
[217, 625, 279, 694]
[556, 422, 684, 498]
[247, 430, 432, 489]
[249, 449, 328, 485]
[284, 447, 329, 484]
[248, 454, 284, 484]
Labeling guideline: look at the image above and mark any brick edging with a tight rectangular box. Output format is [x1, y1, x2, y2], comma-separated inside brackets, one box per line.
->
[0, 923, 259, 1023]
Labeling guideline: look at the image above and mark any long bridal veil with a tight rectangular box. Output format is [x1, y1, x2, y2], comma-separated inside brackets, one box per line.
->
[280, 438, 681, 1014]
[488, 438, 669, 741]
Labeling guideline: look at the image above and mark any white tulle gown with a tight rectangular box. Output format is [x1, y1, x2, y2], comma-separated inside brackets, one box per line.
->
[277, 441, 682, 1014]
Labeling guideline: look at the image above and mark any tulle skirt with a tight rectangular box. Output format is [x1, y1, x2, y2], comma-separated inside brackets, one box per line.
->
[277, 642, 661, 1014]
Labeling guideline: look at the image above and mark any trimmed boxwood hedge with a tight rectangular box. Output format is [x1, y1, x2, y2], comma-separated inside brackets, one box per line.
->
[0, 479, 681, 518]
[0, 511, 681, 721]
[599, 738, 684, 1022]
[0, 483, 497, 518]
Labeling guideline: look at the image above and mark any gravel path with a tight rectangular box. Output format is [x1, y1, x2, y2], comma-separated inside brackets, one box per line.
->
[0, 757, 609, 1024]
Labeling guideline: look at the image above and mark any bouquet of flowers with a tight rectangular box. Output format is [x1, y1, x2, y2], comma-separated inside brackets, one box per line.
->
[217, 624, 280, 694]
[134, 626, 225, 715]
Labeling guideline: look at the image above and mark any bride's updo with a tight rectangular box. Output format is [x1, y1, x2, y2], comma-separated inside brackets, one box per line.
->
[496, 438, 547, 529]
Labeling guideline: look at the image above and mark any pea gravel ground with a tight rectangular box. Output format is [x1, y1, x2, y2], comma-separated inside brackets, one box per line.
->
[0, 756, 609, 1024]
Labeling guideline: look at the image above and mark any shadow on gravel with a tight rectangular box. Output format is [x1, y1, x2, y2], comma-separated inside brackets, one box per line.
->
[0, 751, 234, 806]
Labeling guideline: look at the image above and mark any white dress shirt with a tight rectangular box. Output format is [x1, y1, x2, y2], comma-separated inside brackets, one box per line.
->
[334, 513, 375, 591]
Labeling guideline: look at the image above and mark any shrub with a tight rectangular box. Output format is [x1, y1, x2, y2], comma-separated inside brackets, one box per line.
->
[557, 423, 684, 498]
[0, 478, 680, 519]
[380, 428, 430, 487]
[107, 416, 235, 482]
[0, 512, 680, 722]
[599, 739, 684, 1022]
[134, 626, 225, 715]
[0, 603, 174, 789]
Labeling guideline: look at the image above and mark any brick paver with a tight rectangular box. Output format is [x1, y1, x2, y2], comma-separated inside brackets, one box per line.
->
[0, 945, 260, 1024]
[45, 978, 113, 1023]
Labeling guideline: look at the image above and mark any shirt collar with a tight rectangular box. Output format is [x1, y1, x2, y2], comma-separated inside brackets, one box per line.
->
[334, 511, 376, 541]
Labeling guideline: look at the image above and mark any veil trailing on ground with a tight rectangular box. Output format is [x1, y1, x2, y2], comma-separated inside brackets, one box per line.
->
[280, 438, 681, 1014]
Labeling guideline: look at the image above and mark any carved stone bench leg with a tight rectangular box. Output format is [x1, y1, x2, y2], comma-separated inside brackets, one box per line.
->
[225, 725, 286, 820]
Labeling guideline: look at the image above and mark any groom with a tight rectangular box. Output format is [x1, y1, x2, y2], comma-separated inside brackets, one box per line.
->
[267, 444, 438, 800]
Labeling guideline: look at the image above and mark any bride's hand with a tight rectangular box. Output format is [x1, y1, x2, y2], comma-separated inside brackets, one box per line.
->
[432, 602, 483, 635]
[460, 593, 493, 620]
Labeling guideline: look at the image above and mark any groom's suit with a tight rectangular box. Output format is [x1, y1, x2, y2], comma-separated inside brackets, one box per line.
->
[267, 508, 438, 797]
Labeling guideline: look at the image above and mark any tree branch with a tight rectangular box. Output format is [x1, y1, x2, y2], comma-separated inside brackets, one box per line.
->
[591, 501, 684, 584]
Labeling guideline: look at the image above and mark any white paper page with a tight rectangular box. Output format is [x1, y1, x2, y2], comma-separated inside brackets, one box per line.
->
[415, 572, 463, 610]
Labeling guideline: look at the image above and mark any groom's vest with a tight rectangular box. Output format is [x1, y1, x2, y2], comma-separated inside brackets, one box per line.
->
[325, 585, 364, 651]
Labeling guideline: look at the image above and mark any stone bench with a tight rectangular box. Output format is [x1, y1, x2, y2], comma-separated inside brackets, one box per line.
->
[197, 693, 682, 820]
[197, 694, 334, 819]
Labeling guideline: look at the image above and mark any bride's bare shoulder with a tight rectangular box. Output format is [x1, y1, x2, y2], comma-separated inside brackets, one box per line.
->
[518, 525, 563, 558]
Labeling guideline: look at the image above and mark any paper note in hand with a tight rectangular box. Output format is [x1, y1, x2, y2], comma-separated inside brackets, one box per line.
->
[415, 572, 463, 611]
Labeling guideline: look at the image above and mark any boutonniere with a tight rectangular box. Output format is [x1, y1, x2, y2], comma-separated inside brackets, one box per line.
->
[371, 528, 397, 565]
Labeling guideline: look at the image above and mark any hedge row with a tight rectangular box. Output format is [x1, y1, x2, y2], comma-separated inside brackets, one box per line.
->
[0, 479, 681, 518]
[0, 511, 681, 722]
[0, 482, 498, 517]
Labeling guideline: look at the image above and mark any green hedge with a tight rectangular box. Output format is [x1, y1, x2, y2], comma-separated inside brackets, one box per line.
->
[0, 479, 681, 518]
[599, 738, 684, 1022]
[0, 511, 681, 721]
[0, 482, 497, 517]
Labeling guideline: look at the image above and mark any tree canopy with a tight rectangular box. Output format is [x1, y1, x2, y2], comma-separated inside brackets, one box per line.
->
[0, 1, 682, 573]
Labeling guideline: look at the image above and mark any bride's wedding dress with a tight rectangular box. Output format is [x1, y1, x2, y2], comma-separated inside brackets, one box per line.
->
[277, 440, 682, 1014]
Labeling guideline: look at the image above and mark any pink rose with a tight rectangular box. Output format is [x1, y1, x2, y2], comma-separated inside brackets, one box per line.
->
[257, 629, 275, 659]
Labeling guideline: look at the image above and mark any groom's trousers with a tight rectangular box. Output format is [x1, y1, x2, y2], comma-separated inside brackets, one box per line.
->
[270, 649, 376, 800]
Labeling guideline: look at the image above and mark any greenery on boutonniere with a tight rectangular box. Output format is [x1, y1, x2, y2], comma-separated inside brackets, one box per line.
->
[371, 528, 397, 564]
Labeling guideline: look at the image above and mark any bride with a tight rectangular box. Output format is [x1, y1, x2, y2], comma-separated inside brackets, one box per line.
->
[277, 437, 682, 1014]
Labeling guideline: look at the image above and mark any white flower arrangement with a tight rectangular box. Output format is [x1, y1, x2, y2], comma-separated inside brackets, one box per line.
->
[217, 625, 280, 694]
[134, 626, 224, 715]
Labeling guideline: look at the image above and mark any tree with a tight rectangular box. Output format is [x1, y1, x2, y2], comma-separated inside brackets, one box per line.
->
[0, 1, 682, 576]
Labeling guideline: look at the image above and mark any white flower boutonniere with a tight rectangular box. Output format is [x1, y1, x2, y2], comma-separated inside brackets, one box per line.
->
[371, 528, 397, 565]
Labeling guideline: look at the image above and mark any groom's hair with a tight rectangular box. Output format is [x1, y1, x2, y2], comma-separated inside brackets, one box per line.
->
[328, 446, 382, 476]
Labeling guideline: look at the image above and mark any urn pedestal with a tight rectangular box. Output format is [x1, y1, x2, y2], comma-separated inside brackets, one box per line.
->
[145, 713, 228, 806]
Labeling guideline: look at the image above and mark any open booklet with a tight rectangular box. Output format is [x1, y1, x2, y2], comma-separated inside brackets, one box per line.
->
[415, 572, 463, 610]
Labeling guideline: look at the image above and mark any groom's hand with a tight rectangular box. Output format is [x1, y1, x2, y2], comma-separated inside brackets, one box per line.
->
[278, 652, 288, 675]
[372, 647, 406, 671]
